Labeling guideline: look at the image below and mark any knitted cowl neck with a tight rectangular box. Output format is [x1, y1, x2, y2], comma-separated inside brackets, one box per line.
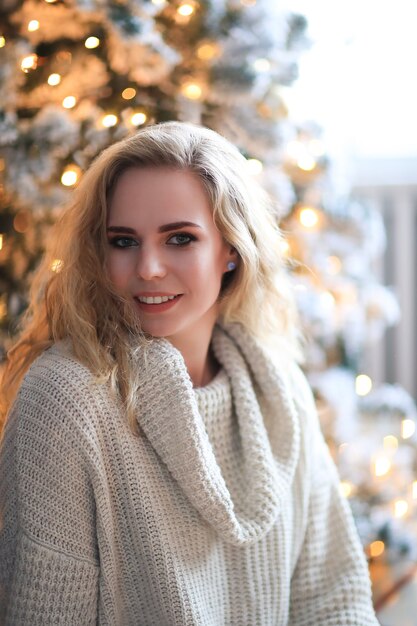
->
[136, 322, 301, 547]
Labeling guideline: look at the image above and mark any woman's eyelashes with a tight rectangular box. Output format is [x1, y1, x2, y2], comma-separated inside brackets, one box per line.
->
[108, 232, 197, 249]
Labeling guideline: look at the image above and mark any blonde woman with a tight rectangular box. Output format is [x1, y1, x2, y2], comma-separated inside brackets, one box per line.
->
[0, 122, 378, 625]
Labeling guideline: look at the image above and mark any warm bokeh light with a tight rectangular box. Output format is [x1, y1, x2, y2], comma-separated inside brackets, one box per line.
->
[197, 42, 220, 61]
[299, 207, 319, 229]
[177, 3, 195, 16]
[355, 374, 372, 396]
[85, 36, 100, 49]
[181, 82, 203, 100]
[61, 167, 80, 187]
[369, 540, 385, 558]
[393, 499, 409, 518]
[122, 87, 136, 100]
[0, 36, 5, 48]
[412, 481, 417, 499]
[0, 234, 4, 251]
[28, 20, 40, 32]
[62, 96, 77, 109]
[253, 58, 271, 72]
[131, 112, 147, 126]
[21, 54, 38, 72]
[327, 255, 342, 275]
[401, 418, 416, 439]
[280, 240, 290, 256]
[297, 154, 316, 171]
[102, 114, 118, 128]
[383, 435, 398, 452]
[339, 481, 353, 498]
[246, 158, 263, 175]
[13, 212, 30, 233]
[47, 73, 61, 86]
[372, 454, 391, 477]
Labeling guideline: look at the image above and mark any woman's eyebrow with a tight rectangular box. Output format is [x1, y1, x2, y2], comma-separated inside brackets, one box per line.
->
[106, 221, 202, 234]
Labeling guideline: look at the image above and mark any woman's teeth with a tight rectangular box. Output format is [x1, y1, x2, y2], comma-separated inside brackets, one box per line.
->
[137, 295, 178, 304]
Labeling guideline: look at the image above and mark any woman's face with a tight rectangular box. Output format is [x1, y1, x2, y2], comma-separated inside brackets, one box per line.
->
[106, 166, 236, 345]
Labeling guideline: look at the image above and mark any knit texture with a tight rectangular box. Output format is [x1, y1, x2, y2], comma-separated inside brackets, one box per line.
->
[0, 323, 379, 625]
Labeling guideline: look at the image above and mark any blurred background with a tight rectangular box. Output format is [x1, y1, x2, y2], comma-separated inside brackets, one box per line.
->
[0, 1, 416, 622]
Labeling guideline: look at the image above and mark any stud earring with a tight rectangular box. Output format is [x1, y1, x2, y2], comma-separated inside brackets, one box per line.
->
[227, 261, 236, 271]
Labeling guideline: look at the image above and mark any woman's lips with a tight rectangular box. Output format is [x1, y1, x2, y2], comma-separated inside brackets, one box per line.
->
[134, 294, 183, 313]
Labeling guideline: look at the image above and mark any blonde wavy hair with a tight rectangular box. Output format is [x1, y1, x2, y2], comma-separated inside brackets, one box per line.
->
[1, 121, 299, 435]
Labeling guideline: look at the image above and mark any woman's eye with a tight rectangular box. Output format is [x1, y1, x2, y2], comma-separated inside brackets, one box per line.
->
[167, 233, 196, 246]
[108, 237, 137, 248]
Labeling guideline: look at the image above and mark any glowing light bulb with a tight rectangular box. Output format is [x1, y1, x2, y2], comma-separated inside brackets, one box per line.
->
[372, 454, 391, 477]
[21, 54, 38, 72]
[181, 83, 203, 100]
[47, 73, 61, 86]
[383, 435, 398, 451]
[28, 20, 40, 32]
[401, 418, 416, 439]
[246, 158, 263, 175]
[394, 499, 409, 518]
[356, 374, 372, 396]
[0, 36, 5, 48]
[44, 0, 58, 3]
[0, 234, 3, 251]
[131, 112, 147, 126]
[369, 540, 385, 558]
[122, 87, 136, 100]
[51, 259, 63, 273]
[85, 36, 100, 49]
[61, 167, 79, 187]
[299, 207, 319, 229]
[177, 3, 194, 16]
[339, 481, 353, 498]
[102, 114, 118, 128]
[62, 96, 76, 109]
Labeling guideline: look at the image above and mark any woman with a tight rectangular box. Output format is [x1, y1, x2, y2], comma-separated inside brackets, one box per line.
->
[0, 122, 379, 625]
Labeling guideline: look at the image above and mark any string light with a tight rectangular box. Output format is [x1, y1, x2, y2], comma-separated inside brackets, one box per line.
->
[401, 418, 416, 439]
[131, 112, 147, 126]
[61, 166, 80, 187]
[369, 540, 385, 558]
[299, 207, 319, 229]
[393, 499, 409, 518]
[383, 435, 398, 452]
[102, 114, 118, 128]
[62, 96, 77, 109]
[339, 481, 353, 498]
[122, 87, 136, 100]
[28, 20, 40, 32]
[355, 374, 372, 396]
[177, 3, 195, 16]
[85, 36, 100, 49]
[253, 58, 271, 72]
[197, 43, 220, 61]
[372, 454, 391, 478]
[21, 54, 38, 72]
[47, 73, 61, 86]
[181, 82, 203, 100]
[0, 36, 5, 48]
[246, 158, 263, 175]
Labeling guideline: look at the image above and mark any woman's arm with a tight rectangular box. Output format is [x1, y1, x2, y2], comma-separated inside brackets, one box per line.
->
[287, 364, 380, 626]
[0, 358, 99, 625]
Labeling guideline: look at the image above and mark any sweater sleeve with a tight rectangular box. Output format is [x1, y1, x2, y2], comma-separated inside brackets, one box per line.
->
[0, 357, 100, 625]
[287, 364, 380, 626]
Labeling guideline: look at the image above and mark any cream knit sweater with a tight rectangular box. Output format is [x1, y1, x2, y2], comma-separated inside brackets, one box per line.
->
[0, 323, 379, 625]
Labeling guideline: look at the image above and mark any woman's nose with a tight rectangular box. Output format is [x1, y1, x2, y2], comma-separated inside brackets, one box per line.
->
[136, 246, 167, 281]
